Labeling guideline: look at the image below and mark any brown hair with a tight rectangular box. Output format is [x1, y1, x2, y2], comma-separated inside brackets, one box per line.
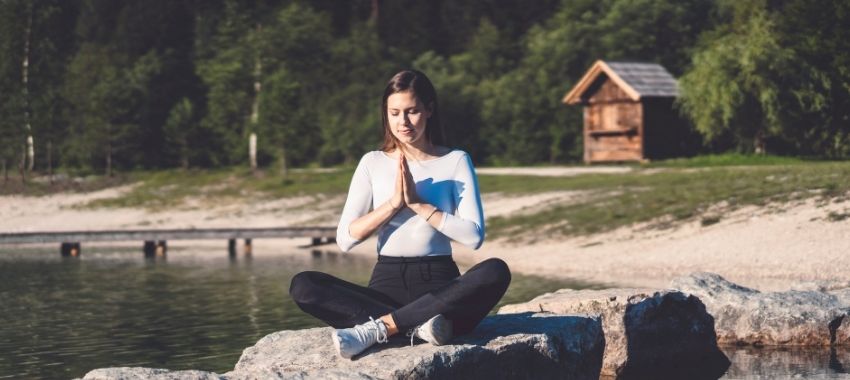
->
[380, 70, 445, 152]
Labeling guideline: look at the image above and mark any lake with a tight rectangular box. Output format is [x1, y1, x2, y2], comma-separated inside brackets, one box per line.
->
[0, 244, 593, 379]
[0, 245, 848, 379]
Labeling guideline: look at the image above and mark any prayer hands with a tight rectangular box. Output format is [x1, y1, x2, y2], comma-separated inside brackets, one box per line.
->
[400, 154, 421, 206]
[390, 153, 420, 211]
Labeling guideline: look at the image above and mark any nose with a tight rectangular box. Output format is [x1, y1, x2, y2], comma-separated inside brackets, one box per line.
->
[399, 112, 411, 125]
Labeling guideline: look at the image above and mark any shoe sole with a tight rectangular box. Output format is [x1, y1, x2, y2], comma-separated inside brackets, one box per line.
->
[331, 330, 349, 359]
[426, 314, 453, 346]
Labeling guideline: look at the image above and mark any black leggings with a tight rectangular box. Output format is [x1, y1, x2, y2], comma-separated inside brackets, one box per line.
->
[289, 256, 511, 335]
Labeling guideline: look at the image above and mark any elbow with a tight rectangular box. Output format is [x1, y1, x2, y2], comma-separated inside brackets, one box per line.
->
[335, 225, 360, 253]
[336, 238, 355, 253]
[464, 227, 485, 250]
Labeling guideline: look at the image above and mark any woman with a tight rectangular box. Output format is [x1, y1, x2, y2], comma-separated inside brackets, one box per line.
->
[289, 69, 511, 359]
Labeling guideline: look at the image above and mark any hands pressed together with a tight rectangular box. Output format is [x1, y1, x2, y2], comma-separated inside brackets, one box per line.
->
[389, 153, 440, 223]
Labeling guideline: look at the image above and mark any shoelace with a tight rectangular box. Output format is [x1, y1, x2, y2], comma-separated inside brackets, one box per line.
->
[370, 316, 388, 344]
[405, 324, 422, 346]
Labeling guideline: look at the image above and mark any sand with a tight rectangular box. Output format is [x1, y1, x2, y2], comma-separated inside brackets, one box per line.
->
[2, 175, 848, 292]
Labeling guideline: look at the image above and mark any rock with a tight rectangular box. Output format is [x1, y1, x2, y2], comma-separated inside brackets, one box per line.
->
[225, 312, 604, 380]
[82, 313, 605, 380]
[671, 272, 850, 346]
[82, 367, 220, 380]
[498, 288, 729, 379]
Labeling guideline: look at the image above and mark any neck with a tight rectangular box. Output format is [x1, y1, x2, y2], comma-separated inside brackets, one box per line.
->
[397, 140, 435, 161]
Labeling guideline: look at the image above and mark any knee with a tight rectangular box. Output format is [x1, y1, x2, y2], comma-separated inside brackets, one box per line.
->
[289, 271, 320, 303]
[478, 258, 512, 288]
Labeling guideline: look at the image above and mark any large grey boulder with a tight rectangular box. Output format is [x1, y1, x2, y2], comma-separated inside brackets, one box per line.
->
[499, 288, 729, 379]
[671, 272, 850, 346]
[82, 313, 605, 380]
[81, 368, 220, 380]
[225, 312, 604, 380]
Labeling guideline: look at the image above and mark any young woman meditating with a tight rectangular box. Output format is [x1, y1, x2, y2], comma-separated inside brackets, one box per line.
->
[289, 69, 511, 359]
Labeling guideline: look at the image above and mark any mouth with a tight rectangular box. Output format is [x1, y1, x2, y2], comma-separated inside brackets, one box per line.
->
[398, 129, 414, 136]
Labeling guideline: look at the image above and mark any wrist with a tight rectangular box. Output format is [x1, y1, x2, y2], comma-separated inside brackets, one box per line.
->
[408, 202, 429, 215]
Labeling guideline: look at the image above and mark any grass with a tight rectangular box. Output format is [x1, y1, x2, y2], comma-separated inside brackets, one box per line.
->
[82, 167, 355, 210]
[643, 153, 807, 168]
[484, 161, 850, 240]
[5, 154, 849, 240]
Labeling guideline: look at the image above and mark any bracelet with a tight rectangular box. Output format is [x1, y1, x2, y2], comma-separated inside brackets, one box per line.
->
[425, 207, 439, 221]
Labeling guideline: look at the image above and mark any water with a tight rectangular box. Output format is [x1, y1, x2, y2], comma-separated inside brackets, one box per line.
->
[2, 246, 848, 379]
[0, 245, 592, 379]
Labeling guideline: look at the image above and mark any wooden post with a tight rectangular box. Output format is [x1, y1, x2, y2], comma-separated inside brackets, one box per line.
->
[60, 242, 81, 257]
[228, 239, 237, 257]
[244, 238, 252, 255]
[143, 240, 156, 258]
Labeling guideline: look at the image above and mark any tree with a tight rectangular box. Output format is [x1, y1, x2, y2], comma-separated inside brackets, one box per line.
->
[678, 2, 790, 153]
[678, 0, 850, 157]
[163, 97, 194, 170]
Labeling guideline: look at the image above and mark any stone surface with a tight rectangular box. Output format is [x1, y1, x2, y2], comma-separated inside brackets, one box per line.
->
[499, 288, 729, 379]
[671, 272, 850, 347]
[82, 368, 221, 380]
[83, 313, 605, 380]
[226, 312, 604, 380]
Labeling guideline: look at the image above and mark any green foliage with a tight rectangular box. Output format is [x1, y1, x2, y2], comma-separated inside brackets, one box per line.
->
[163, 97, 194, 169]
[679, 0, 850, 157]
[2, 0, 848, 176]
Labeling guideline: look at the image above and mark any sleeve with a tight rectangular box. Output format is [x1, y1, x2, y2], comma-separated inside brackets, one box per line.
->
[437, 152, 485, 250]
[336, 154, 373, 252]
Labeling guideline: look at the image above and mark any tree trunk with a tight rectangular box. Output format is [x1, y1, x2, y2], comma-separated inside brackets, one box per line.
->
[47, 140, 53, 184]
[22, 3, 34, 172]
[371, 0, 379, 21]
[249, 133, 257, 171]
[180, 137, 189, 170]
[280, 145, 288, 179]
[250, 23, 262, 173]
[754, 129, 766, 155]
[106, 139, 113, 177]
[19, 146, 26, 184]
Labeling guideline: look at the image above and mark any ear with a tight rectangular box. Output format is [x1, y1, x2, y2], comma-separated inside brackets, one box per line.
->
[426, 102, 435, 118]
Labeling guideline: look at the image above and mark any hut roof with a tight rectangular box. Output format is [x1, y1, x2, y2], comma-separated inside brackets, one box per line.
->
[563, 60, 678, 105]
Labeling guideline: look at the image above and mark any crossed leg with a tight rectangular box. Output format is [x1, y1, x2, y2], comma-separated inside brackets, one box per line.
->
[289, 258, 512, 336]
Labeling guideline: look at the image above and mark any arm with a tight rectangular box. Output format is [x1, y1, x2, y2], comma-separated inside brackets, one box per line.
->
[336, 153, 403, 252]
[408, 152, 485, 249]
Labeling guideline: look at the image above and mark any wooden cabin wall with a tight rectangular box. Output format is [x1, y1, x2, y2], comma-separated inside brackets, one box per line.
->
[584, 76, 643, 162]
[642, 98, 698, 159]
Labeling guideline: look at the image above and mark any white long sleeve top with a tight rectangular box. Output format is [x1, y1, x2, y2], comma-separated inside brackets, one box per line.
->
[336, 150, 485, 257]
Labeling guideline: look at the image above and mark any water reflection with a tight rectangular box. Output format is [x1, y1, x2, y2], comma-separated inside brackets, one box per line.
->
[0, 245, 588, 379]
[721, 346, 850, 379]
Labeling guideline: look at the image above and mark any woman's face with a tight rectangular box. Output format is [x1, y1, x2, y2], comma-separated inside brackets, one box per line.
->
[386, 91, 432, 148]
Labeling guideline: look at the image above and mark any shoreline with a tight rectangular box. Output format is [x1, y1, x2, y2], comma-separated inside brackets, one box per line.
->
[2, 187, 849, 292]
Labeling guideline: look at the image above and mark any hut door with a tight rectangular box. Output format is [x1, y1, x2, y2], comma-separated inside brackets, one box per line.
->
[585, 102, 643, 162]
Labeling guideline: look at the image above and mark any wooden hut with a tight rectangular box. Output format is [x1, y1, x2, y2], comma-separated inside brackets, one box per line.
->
[563, 60, 687, 163]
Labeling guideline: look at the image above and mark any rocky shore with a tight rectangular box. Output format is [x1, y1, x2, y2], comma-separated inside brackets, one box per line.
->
[79, 272, 850, 379]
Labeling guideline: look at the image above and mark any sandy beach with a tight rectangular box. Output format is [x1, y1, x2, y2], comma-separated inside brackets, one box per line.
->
[2, 180, 848, 292]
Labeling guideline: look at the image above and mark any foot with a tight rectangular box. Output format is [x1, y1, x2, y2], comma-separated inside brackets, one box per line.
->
[332, 317, 389, 359]
[411, 314, 453, 346]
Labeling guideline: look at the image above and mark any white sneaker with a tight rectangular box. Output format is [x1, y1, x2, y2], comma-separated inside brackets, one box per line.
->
[410, 314, 453, 346]
[332, 317, 388, 359]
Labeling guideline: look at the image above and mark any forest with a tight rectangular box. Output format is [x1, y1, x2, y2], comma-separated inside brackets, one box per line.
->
[1, 0, 849, 177]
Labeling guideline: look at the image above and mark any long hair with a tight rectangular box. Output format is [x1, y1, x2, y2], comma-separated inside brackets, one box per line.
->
[380, 70, 445, 152]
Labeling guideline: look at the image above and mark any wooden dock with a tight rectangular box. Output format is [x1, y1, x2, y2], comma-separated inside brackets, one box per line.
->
[0, 226, 336, 257]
